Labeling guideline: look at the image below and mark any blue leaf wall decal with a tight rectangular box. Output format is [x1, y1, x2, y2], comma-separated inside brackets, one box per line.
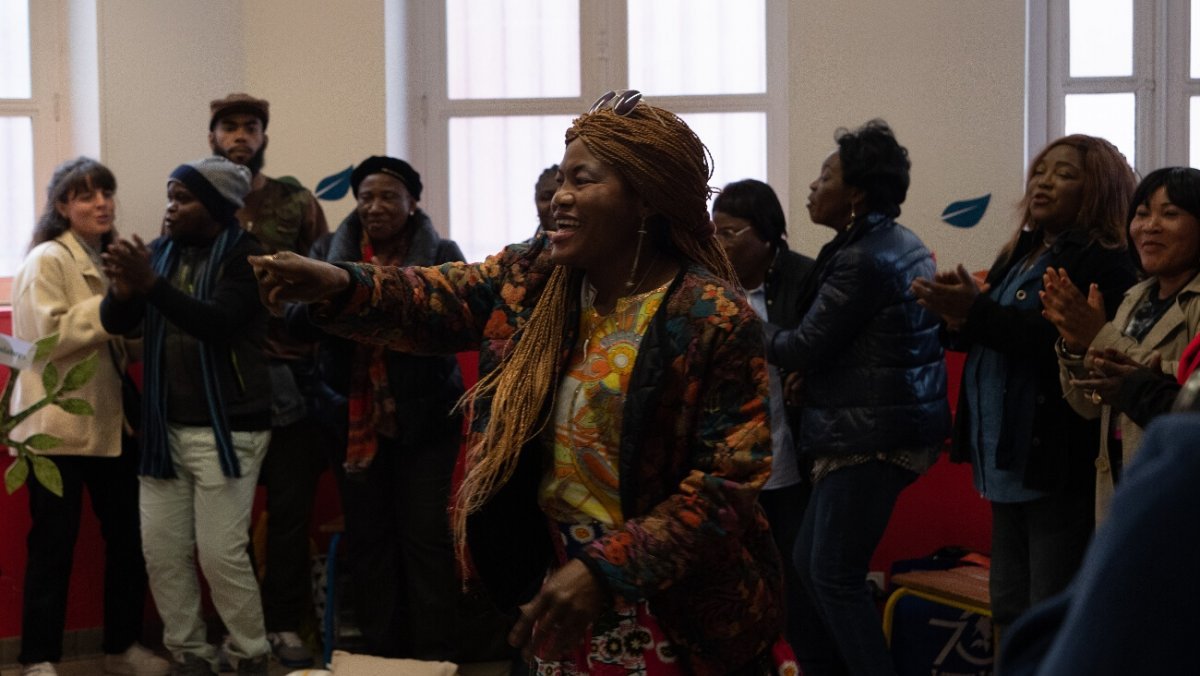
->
[941, 193, 991, 228]
[315, 166, 354, 201]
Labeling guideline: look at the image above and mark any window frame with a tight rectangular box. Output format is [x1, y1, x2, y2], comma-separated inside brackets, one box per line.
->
[0, 0, 63, 299]
[1029, 0, 1199, 173]
[403, 0, 790, 252]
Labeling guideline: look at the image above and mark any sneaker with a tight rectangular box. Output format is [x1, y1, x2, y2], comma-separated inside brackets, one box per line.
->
[216, 636, 234, 673]
[267, 631, 314, 667]
[20, 663, 57, 676]
[172, 653, 216, 676]
[105, 643, 172, 676]
[234, 655, 269, 676]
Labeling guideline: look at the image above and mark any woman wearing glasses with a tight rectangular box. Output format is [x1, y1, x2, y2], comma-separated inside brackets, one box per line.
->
[712, 179, 823, 662]
[1043, 166, 1200, 520]
[767, 120, 949, 676]
[250, 91, 785, 675]
[912, 135, 1137, 638]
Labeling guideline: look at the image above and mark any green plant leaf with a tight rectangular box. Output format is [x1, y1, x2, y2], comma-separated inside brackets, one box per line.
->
[60, 352, 99, 392]
[56, 398, 95, 415]
[30, 455, 63, 497]
[33, 334, 59, 362]
[25, 434, 63, 451]
[41, 361, 59, 393]
[4, 457, 28, 495]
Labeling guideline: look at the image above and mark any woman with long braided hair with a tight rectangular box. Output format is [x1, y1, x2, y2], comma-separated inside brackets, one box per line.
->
[251, 91, 785, 674]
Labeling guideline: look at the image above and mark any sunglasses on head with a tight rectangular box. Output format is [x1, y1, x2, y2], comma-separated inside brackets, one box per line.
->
[588, 89, 643, 116]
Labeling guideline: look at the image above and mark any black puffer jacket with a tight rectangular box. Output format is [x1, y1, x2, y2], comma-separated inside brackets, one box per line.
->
[765, 212, 950, 457]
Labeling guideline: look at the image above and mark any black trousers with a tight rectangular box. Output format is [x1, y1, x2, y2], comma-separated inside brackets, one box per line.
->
[336, 430, 510, 662]
[19, 446, 147, 664]
[259, 415, 329, 633]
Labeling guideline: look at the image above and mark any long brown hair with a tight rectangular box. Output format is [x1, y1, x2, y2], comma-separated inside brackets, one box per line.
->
[998, 135, 1135, 264]
[31, 157, 117, 250]
[452, 101, 736, 555]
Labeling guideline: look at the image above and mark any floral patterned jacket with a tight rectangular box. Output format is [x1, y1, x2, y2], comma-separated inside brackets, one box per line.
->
[313, 236, 783, 674]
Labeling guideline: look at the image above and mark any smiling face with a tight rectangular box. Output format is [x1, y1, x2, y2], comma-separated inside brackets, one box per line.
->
[56, 178, 115, 248]
[1026, 144, 1085, 235]
[355, 173, 416, 247]
[547, 139, 644, 274]
[1131, 185, 1200, 290]
[806, 151, 859, 230]
[163, 180, 220, 245]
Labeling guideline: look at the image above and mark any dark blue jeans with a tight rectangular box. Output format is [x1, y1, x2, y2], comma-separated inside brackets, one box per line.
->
[761, 480, 847, 675]
[793, 460, 917, 676]
[20, 447, 147, 664]
[989, 489, 1093, 629]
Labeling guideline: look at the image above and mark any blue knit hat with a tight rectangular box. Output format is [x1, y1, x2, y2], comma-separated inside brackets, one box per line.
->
[169, 156, 251, 225]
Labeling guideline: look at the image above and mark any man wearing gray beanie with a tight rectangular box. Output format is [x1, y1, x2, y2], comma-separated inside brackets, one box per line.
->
[99, 157, 273, 676]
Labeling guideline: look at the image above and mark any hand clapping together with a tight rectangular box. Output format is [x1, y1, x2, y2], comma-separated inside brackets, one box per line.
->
[910, 263, 989, 331]
[1039, 266, 1108, 354]
[101, 234, 155, 300]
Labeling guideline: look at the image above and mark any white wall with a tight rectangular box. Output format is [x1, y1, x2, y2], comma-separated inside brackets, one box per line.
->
[787, 0, 1027, 271]
[88, 0, 1025, 272]
[97, 1, 244, 240]
[94, 0, 386, 240]
[242, 0, 387, 228]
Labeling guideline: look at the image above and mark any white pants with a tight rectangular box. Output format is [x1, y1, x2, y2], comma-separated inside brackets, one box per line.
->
[140, 424, 271, 666]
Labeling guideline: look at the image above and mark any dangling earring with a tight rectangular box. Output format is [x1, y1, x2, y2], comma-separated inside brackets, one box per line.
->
[625, 218, 648, 290]
[847, 205, 857, 229]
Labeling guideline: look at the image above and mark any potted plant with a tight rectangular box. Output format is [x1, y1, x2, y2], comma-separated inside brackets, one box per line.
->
[2, 333, 98, 497]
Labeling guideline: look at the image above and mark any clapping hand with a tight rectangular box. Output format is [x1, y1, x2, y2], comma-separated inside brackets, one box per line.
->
[911, 264, 988, 330]
[101, 235, 155, 300]
[1040, 267, 1106, 354]
[1069, 348, 1162, 406]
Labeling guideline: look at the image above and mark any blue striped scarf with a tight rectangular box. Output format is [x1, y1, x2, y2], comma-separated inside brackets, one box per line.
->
[139, 225, 246, 479]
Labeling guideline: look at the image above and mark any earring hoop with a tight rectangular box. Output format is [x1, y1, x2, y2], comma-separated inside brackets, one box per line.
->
[625, 219, 648, 289]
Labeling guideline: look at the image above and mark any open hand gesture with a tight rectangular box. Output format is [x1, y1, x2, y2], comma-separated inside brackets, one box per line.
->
[1040, 267, 1106, 353]
[247, 251, 351, 316]
[102, 235, 155, 300]
[911, 264, 988, 330]
[507, 559, 608, 663]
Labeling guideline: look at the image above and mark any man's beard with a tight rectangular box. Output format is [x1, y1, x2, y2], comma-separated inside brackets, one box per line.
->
[214, 144, 266, 176]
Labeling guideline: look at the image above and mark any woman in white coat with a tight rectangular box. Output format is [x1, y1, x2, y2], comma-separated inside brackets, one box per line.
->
[10, 157, 169, 676]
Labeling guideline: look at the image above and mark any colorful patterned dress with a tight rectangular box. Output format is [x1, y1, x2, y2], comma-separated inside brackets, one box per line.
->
[535, 283, 683, 675]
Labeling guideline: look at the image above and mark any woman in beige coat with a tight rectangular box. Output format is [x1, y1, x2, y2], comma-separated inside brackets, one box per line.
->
[1043, 167, 1200, 521]
[10, 157, 169, 676]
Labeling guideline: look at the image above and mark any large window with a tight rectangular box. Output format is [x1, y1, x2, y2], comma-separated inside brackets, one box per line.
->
[407, 0, 789, 263]
[1030, 0, 1200, 173]
[1, 0, 37, 280]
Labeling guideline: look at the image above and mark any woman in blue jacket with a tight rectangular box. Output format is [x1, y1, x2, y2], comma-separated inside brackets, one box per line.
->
[767, 120, 950, 676]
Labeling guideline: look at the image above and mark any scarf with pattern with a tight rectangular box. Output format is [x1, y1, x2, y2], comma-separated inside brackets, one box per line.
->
[139, 226, 246, 478]
[344, 235, 400, 472]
